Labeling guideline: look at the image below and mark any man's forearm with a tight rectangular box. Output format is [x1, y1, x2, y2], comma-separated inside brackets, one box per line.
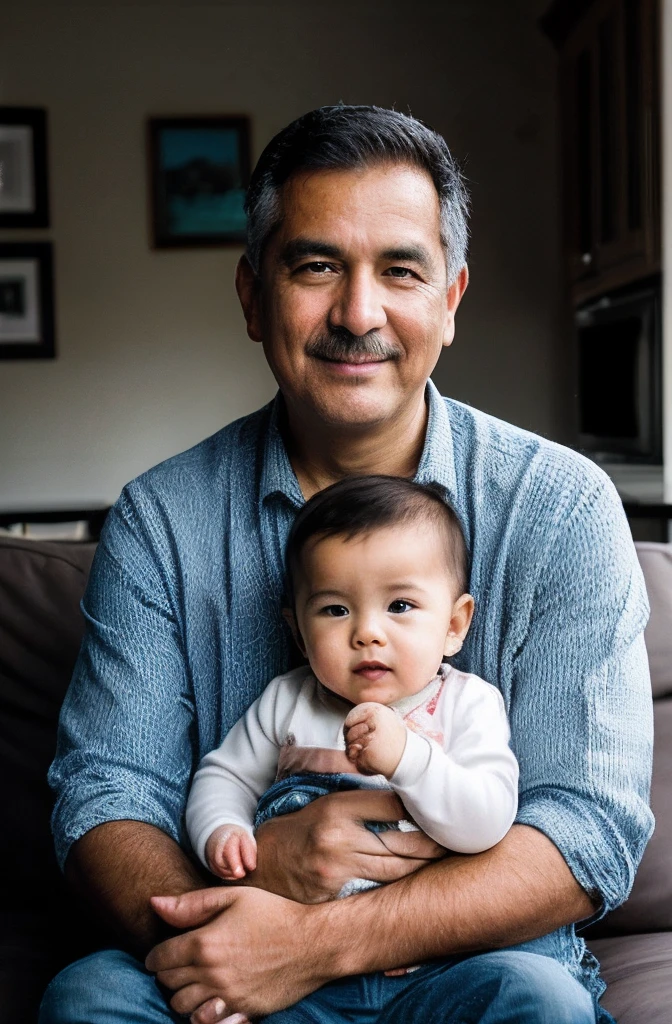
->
[147, 822, 598, 1020]
[65, 820, 209, 956]
[323, 824, 596, 975]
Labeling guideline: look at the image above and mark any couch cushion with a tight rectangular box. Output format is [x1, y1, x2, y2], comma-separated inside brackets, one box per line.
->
[589, 933, 672, 1023]
[635, 542, 672, 699]
[0, 537, 118, 1022]
[0, 537, 96, 905]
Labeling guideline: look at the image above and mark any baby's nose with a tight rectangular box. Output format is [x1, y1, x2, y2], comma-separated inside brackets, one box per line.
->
[353, 619, 386, 647]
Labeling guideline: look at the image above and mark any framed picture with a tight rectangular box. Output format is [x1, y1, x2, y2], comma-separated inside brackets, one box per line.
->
[0, 243, 56, 360]
[148, 116, 251, 248]
[0, 108, 50, 228]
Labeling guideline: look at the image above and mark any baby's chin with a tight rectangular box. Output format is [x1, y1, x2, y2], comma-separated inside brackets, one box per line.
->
[317, 679, 404, 708]
[312, 674, 357, 705]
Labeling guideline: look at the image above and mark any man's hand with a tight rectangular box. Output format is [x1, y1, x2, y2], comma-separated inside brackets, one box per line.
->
[146, 825, 596, 1022]
[182, 789, 444, 1023]
[146, 886, 336, 1020]
[344, 702, 407, 777]
[243, 788, 445, 903]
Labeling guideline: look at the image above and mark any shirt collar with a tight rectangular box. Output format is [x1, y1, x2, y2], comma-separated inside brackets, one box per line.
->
[260, 379, 457, 508]
[390, 664, 447, 716]
[260, 395, 305, 508]
[413, 379, 458, 505]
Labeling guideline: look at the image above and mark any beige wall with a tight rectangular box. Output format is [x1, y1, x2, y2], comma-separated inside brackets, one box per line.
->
[0, 0, 564, 509]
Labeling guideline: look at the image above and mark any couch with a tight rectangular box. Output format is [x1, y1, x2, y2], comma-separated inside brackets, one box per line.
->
[1, 534, 671, 1023]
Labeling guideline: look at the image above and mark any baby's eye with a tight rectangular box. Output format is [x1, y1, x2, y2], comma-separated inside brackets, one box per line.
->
[322, 604, 349, 617]
[388, 600, 414, 614]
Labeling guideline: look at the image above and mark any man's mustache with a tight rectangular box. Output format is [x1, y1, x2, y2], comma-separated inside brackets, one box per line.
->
[306, 327, 403, 362]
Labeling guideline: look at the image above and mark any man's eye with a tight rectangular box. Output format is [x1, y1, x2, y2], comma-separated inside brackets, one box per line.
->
[322, 604, 349, 617]
[302, 262, 333, 274]
[388, 600, 413, 613]
[386, 267, 414, 279]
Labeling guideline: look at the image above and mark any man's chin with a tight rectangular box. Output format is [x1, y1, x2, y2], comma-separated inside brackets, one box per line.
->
[303, 386, 402, 430]
[312, 402, 396, 432]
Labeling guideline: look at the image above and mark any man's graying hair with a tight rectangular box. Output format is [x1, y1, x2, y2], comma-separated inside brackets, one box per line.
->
[245, 105, 470, 284]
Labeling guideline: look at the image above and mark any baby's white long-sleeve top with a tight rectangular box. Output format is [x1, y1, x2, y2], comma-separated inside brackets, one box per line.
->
[186, 664, 519, 868]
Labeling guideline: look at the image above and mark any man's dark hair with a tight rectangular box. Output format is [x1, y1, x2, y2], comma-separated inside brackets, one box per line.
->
[245, 105, 469, 283]
[286, 475, 468, 601]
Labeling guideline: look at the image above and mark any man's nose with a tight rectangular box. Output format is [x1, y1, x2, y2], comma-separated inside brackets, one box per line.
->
[329, 270, 387, 337]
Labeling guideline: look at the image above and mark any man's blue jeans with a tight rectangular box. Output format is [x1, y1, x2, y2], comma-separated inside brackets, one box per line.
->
[39, 944, 607, 1023]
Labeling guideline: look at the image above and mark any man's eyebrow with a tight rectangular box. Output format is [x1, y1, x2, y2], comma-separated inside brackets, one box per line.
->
[380, 245, 436, 273]
[278, 238, 344, 266]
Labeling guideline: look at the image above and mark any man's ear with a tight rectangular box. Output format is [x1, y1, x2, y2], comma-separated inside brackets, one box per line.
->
[282, 607, 307, 656]
[443, 592, 475, 657]
[442, 265, 469, 350]
[235, 255, 264, 343]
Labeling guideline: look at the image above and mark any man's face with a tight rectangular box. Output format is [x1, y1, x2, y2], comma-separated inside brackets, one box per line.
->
[238, 163, 468, 431]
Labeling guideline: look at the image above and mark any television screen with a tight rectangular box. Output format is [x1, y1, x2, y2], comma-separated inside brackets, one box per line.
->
[576, 286, 661, 463]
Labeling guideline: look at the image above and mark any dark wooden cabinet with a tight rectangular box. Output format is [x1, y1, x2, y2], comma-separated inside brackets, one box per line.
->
[542, 0, 660, 304]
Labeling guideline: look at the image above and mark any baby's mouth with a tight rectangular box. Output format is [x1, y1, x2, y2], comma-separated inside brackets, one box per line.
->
[353, 661, 390, 681]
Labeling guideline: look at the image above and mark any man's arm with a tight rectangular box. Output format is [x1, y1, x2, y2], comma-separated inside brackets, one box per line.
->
[64, 821, 208, 956]
[147, 822, 594, 1019]
[49, 493, 207, 951]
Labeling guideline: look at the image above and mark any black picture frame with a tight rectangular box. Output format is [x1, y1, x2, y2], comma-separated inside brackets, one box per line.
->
[0, 242, 56, 360]
[148, 116, 251, 248]
[0, 107, 50, 228]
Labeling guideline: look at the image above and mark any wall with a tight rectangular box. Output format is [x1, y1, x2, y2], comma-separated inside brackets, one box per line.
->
[0, 0, 564, 509]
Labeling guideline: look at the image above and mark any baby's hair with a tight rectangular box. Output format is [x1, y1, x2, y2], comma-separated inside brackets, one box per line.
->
[286, 475, 468, 602]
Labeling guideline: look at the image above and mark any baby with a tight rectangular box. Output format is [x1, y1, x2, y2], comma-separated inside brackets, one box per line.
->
[186, 475, 519, 894]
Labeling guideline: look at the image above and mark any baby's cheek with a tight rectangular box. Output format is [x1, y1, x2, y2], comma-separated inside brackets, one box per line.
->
[307, 635, 344, 679]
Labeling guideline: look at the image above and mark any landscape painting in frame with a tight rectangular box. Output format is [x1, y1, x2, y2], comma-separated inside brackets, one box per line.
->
[149, 116, 250, 247]
[0, 108, 49, 228]
[0, 243, 56, 360]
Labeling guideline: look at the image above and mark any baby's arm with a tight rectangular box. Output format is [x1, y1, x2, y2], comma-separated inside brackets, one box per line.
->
[205, 824, 258, 880]
[344, 679, 519, 853]
[186, 675, 293, 872]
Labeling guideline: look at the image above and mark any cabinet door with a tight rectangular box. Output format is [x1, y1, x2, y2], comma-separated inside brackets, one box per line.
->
[561, 0, 660, 299]
[562, 29, 597, 283]
[596, 0, 659, 276]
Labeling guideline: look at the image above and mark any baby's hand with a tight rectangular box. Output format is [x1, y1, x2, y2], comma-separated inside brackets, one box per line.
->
[344, 702, 407, 778]
[205, 824, 257, 881]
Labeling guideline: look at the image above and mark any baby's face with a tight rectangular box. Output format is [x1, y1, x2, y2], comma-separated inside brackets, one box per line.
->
[292, 522, 469, 707]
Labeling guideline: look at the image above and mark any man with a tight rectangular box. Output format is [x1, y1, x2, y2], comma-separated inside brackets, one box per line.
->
[40, 105, 653, 1024]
